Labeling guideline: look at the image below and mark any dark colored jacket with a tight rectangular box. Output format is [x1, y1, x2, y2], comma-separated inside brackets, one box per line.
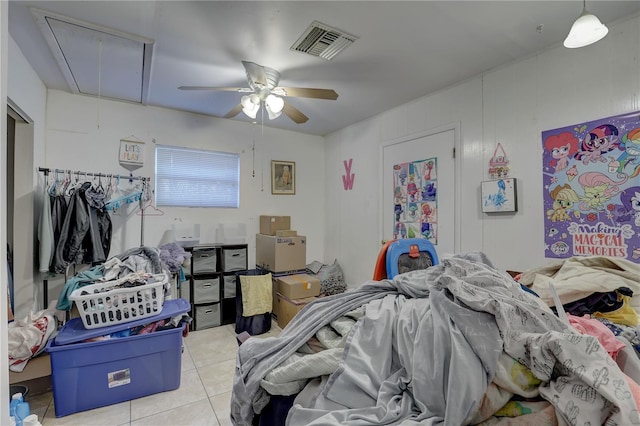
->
[49, 193, 68, 272]
[52, 182, 112, 273]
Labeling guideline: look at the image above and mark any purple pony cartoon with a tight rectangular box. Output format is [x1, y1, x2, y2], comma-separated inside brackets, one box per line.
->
[574, 124, 619, 165]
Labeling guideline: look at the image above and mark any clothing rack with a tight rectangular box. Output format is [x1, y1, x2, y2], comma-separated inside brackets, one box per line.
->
[37, 166, 151, 309]
[38, 167, 148, 183]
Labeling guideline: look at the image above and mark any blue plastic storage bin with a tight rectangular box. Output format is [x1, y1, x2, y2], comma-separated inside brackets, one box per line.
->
[46, 299, 189, 417]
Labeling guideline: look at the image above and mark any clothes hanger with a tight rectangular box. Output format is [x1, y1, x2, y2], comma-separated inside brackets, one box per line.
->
[48, 170, 59, 196]
[61, 170, 72, 196]
[137, 204, 164, 216]
[105, 174, 114, 199]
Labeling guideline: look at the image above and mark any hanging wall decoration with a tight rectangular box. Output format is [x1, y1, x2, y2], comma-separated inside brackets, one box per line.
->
[342, 158, 355, 190]
[542, 110, 640, 262]
[119, 136, 145, 172]
[481, 178, 517, 213]
[488, 142, 510, 179]
[392, 157, 437, 244]
[271, 160, 295, 195]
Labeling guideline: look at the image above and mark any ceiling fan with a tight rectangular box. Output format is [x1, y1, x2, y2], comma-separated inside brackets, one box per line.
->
[178, 61, 338, 124]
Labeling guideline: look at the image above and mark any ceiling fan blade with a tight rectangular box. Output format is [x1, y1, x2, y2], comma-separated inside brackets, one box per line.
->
[277, 87, 338, 100]
[224, 104, 243, 119]
[242, 61, 268, 87]
[282, 100, 309, 124]
[178, 86, 251, 92]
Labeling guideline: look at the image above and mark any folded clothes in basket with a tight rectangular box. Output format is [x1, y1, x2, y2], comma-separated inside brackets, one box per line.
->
[57, 246, 167, 311]
[69, 272, 170, 329]
[78, 272, 159, 296]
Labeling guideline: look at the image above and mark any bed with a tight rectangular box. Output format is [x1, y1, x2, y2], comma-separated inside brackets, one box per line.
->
[231, 242, 640, 425]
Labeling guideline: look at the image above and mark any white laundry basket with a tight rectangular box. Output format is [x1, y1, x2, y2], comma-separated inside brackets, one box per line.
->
[69, 273, 168, 329]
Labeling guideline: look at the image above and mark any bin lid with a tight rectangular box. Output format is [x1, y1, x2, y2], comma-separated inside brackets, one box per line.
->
[54, 298, 191, 346]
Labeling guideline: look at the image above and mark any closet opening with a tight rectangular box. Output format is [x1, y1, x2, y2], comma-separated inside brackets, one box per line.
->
[6, 110, 16, 314]
[6, 102, 34, 318]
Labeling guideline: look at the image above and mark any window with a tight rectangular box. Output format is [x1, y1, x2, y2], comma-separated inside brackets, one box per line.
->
[155, 145, 240, 207]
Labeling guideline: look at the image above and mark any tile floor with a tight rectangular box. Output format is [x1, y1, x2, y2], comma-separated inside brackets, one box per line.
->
[26, 322, 282, 426]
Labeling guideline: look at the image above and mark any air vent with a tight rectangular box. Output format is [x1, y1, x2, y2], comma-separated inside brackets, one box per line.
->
[291, 21, 358, 60]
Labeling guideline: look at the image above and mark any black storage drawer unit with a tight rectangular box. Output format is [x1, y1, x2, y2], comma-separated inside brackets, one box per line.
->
[184, 243, 247, 331]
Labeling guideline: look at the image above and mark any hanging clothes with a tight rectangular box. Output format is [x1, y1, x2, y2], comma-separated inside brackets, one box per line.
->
[105, 185, 142, 211]
[52, 182, 112, 273]
[37, 183, 54, 273]
[49, 191, 68, 272]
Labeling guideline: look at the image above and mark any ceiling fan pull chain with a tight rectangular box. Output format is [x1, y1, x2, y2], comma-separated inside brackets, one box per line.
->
[252, 122, 256, 178]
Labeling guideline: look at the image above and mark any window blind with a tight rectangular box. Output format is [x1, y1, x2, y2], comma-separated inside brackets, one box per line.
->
[155, 145, 240, 208]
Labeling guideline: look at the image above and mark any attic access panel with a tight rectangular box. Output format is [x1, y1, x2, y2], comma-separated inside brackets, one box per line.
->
[31, 8, 153, 104]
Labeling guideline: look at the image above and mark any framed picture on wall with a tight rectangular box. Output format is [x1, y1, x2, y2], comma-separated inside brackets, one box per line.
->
[481, 178, 517, 213]
[271, 160, 295, 195]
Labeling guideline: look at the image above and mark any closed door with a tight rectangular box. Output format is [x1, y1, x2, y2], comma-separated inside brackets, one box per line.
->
[382, 128, 457, 255]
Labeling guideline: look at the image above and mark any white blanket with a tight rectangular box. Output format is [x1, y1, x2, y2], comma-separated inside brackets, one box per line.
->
[232, 253, 640, 425]
[520, 255, 640, 313]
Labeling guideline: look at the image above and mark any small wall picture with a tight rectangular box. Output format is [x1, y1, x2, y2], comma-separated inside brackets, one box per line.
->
[119, 137, 145, 171]
[481, 178, 517, 213]
[271, 160, 295, 195]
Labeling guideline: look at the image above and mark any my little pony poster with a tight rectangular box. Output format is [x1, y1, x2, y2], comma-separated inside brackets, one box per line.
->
[393, 157, 437, 245]
[542, 111, 640, 262]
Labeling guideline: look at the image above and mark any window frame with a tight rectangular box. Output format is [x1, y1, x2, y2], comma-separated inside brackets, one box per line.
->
[154, 144, 240, 208]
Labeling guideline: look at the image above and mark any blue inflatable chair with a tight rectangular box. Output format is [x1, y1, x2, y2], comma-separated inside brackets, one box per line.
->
[373, 238, 439, 280]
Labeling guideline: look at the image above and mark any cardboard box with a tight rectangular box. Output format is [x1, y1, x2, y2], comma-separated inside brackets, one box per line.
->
[9, 354, 51, 384]
[256, 234, 306, 272]
[275, 274, 321, 300]
[274, 293, 317, 329]
[275, 229, 298, 237]
[259, 216, 291, 235]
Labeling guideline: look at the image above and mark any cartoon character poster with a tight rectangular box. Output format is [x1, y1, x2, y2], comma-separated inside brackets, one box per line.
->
[393, 158, 437, 244]
[542, 111, 640, 262]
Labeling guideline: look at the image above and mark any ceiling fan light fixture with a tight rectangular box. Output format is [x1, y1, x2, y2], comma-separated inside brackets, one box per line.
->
[241, 94, 260, 107]
[564, 1, 608, 48]
[240, 94, 260, 118]
[241, 94, 260, 119]
[266, 106, 282, 120]
[265, 94, 284, 114]
[242, 104, 259, 119]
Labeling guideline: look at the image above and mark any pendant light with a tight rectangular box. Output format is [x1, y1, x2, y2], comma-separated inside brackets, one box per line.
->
[563, 0, 608, 48]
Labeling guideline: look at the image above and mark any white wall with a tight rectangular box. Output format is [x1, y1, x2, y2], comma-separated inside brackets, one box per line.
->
[326, 15, 640, 287]
[7, 34, 47, 318]
[43, 90, 325, 303]
[1, 2, 10, 422]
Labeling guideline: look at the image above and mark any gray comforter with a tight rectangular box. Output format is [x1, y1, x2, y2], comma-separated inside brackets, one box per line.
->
[231, 252, 640, 425]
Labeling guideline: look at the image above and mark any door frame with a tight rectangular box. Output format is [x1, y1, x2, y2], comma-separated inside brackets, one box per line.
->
[378, 122, 461, 253]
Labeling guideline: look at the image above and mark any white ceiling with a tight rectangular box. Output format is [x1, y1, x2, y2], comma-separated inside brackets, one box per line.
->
[8, 1, 640, 136]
